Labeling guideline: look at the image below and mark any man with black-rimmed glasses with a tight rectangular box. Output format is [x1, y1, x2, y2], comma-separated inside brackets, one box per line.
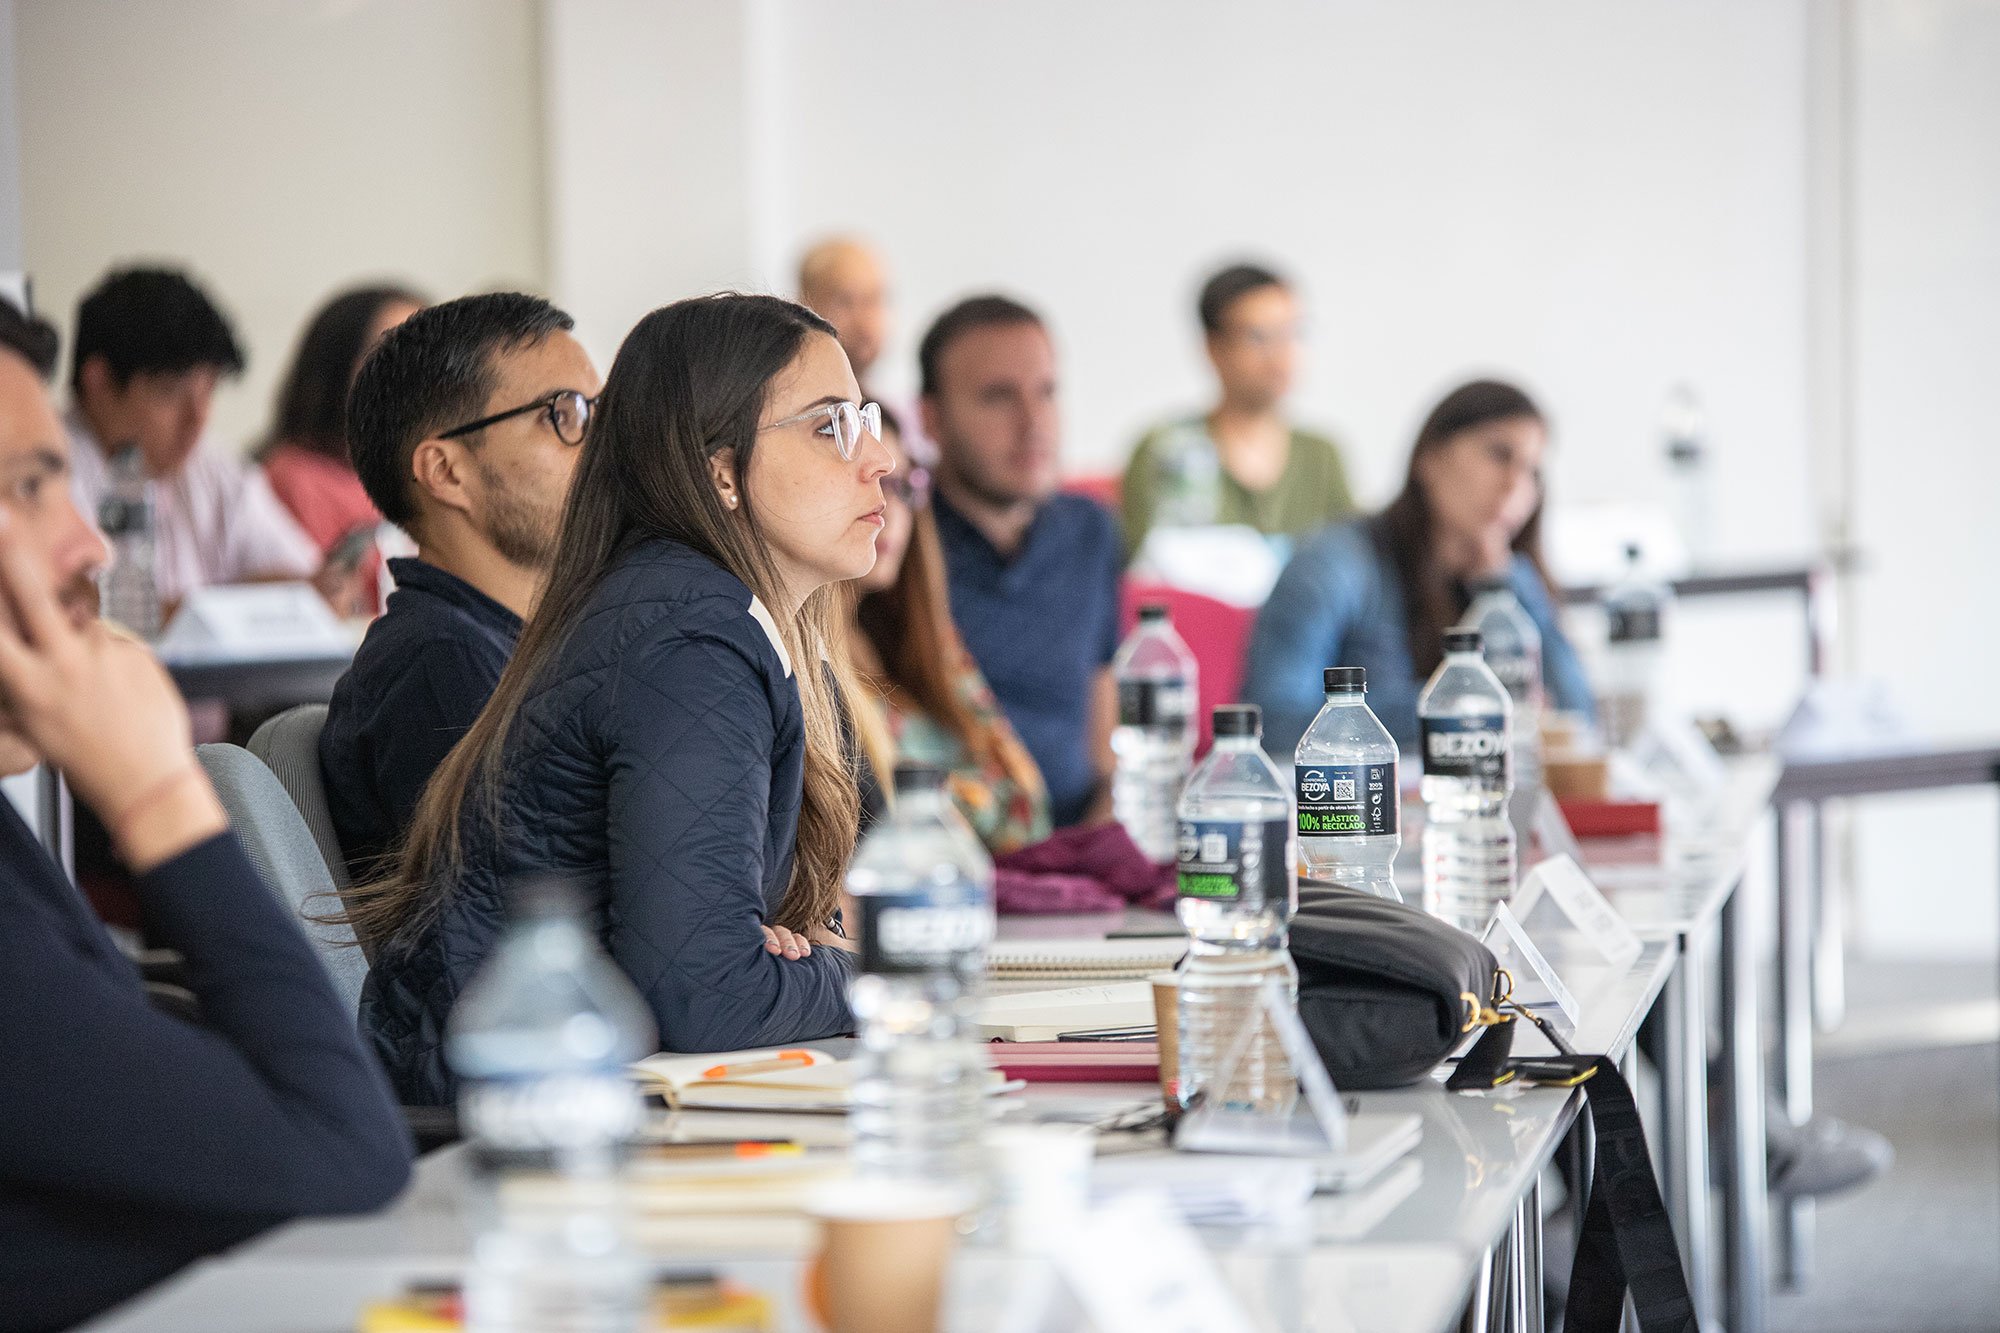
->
[322, 292, 600, 881]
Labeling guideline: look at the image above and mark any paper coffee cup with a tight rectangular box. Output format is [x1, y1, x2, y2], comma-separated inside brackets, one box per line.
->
[1150, 970, 1182, 1105]
[807, 1180, 966, 1333]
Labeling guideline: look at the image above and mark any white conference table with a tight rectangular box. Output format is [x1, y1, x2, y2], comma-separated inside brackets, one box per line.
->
[85, 768, 1779, 1333]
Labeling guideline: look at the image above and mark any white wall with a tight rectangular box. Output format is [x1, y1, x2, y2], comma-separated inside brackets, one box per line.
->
[542, 0, 785, 376]
[768, 2, 1816, 552]
[544, 0, 1821, 737]
[0, 0, 22, 274]
[1848, 0, 2000, 958]
[14, 0, 548, 451]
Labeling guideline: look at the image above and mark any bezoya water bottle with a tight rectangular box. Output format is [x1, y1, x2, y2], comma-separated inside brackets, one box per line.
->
[98, 444, 161, 638]
[845, 763, 996, 1197]
[1601, 543, 1670, 750]
[1174, 705, 1299, 1117]
[1111, 604, 1200, 862]
[1294, 667, 1401, 901]
[1418, 631, 1517, 935]
[1461, 577, 1545, 795]
[445, 877, 658, 1333]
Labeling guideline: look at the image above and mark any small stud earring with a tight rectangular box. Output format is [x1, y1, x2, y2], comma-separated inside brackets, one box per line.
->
[724, 493, 738, 509]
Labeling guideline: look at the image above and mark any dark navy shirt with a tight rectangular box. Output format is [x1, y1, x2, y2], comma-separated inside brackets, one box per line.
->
[321, 557, 522, 881]
[0, 808, 410, 1332]
[931, 491, 1123, 827]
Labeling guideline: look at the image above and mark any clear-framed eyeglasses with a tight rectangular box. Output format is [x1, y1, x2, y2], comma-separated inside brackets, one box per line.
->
[761, 399, 882, 462]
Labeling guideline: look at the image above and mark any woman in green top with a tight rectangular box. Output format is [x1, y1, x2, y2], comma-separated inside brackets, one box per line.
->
[1120, 262, 1355, 562]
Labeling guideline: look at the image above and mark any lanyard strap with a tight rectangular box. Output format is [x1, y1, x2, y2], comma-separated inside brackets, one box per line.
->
[1562, 1055, 1702, 1333]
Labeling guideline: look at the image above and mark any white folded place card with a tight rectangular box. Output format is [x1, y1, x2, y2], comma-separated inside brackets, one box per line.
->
[1054, 1190, 1258, 1333]
[155, 583, 353, 661]
[1511, 854, 1643, 971]
[1532, 787, 1584, 862]
[1176, 977, 1350, 1156]
[1484, 900, 1581, 1037]
[1631, 717, 1727, 799]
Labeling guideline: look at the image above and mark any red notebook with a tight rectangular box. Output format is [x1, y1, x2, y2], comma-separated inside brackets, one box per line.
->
[985, 1041, 1161, 1083]
[1557, 798, 1662, 838]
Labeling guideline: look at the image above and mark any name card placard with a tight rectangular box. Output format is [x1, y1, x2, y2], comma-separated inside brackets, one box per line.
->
[1055, 1190, 1257, 1333]
[1484, 900, 1581, 1038]
[1510, 854, 1643, 972]
[156, 583, 353, 661]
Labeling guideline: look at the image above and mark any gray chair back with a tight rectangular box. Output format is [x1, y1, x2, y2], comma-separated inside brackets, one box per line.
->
[247, 704, 350, 891]
[194, 742, 369, 1017]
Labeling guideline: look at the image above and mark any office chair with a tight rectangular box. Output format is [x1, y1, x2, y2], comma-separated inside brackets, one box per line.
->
[193, 742, 369, 1018]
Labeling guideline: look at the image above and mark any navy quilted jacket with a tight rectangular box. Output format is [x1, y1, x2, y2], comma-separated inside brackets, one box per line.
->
[360, 538, 857, 1105]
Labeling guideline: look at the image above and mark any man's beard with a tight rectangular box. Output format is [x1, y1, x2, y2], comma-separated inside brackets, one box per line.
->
[938, 447, 1039, 511]
[476, 458, 560, 572]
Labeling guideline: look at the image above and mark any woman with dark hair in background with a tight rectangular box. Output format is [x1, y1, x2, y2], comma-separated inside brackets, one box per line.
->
[260, 284, 425, 603]
[1244, 378, 1593, 758]
[846, 406, 1050, 854]
[349, 293, 893, 1106]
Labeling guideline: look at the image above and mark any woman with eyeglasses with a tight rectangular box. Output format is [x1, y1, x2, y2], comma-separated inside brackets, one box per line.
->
[845, 406, 1051, 854]
[1243, 379, 1595, 760]
[347, 294, 894, 1105]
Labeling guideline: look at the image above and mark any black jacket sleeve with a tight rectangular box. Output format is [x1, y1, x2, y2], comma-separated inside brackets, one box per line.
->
[0, 831, 413, 1215]
[601, 617, 856, 1052]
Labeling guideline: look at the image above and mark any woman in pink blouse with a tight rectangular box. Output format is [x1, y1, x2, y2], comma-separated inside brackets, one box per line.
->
[260, 285, 425, 612]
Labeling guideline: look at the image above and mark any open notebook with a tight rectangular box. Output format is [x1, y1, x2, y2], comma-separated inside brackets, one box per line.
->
[975, 981, 1159, 1041]
[986, 937, 1186, 985]
[631, 1048, 855, 1112]
[631, 1047, 1020, 1112]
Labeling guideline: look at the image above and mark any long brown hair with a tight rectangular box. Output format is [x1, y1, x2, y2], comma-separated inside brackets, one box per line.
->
[341, 293, 864, 946]
[1374, 379, 1557, 681]
[853, 491, 1041, 799]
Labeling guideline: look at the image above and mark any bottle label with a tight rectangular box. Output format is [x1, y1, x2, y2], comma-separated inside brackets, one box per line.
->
[1296, 761, 1398, 837]
[1176, 817, 1293, 906]
[1607, 604, 1662, 644]
[1119, 678, 1194, 734]
[1422, 715, 1510, 783]
[1486, 653, 1539, 701]
[459, 1071, 643, 1152]
[855, 877, 994, 976]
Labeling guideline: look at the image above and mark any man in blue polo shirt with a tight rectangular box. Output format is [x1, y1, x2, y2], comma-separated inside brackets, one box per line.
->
[322, 293, 599, 881]
[919, 295, 1121, 828]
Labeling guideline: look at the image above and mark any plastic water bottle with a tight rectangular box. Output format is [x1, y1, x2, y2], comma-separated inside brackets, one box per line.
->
[1158, 425, 1221, 526]
[98, 445, 160, 637]
[1601, 543, 1670, 749]
[1294, 667, 1400, 901]
[446, 878, 658, 1333]
[1418, 631, 1517, 935]
[1174, 705, 1299, 1116]
[846, 764, 996, 1196]
[1663, 384, 1711, 568]
[1111, 604, 1199, 863]
[1462, 578, 1545, 795]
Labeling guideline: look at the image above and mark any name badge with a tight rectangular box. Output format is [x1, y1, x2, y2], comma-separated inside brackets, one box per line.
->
[156, 583, 353, 661]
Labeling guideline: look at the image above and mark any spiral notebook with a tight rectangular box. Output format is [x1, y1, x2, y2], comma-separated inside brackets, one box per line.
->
[986, 937, 1186, 985]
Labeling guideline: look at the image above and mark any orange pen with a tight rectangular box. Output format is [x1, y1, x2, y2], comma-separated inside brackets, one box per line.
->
[700, 1049, 816, 1080]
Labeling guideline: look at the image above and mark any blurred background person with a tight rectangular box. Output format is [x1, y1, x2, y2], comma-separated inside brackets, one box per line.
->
[1243, 378, 1591, 757]
[846, 403, 1051, 854]
[920, 294, 1121, 829]
[258, 282, 426, 613]
[1121, 262, 1355, 601]
[62, 266, 365, 617]
[798, 234, 931, 460]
